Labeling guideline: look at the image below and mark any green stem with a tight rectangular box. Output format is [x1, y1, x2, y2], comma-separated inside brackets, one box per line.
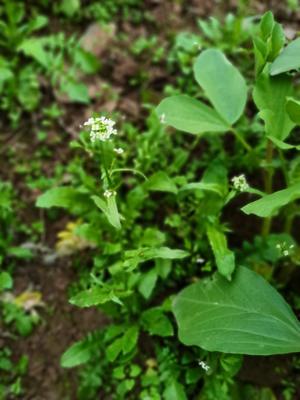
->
[231, 128, 253, 152]
[261, 139, 274, 236]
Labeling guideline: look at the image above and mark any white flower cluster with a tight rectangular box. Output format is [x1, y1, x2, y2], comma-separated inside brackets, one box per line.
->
[198, 360, 210, 372]
[104, 189, 116, 198]
[276, 242, 294, 257]
[231, 174, 249, 192]
[84, 117, 117, 142]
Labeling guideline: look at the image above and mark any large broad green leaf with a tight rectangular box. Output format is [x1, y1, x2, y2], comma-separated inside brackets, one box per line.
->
[242, 183, 300, 217]
[173, 266, 300, 355]
[155, 95, 229, 135]
[194, 49, 247, 125]
[270, 37, 300, 76]
[253, 71, 294, 140]
[206, 225, 235, 280]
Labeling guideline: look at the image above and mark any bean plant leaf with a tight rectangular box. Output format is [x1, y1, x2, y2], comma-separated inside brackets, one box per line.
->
[156, 95, 229, 135]
[194, 49, 247, 124]
[206, 224, 235, 280]
[173, 266, 300, 355]
[242, 183, 300, 217]
[270, 37, 300, 75]
[253, 71, 294, 140]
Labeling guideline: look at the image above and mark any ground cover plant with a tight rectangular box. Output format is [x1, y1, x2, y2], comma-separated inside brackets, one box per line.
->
[2, 1, 300, 399]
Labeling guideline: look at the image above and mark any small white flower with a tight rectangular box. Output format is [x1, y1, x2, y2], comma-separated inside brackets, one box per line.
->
[114, 147, 124, 154]
[196, 257, 205, 264]
[104, 189, 116, 198]
[231, 174, 249, 192]
[160, 113, 166, 124]
[276, 241, 295, 257]
[198, 360, 210, 372]
[84, 116, 117, 142]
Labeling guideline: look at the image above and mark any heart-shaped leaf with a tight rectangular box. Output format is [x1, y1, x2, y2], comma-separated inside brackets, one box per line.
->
[173, 266, 300, 355]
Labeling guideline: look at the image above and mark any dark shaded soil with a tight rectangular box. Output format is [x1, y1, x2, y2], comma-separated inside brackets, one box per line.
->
[4, 260, 107, 400]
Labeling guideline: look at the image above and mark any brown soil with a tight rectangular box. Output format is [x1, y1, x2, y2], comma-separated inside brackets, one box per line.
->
[4, 260, 107, 400]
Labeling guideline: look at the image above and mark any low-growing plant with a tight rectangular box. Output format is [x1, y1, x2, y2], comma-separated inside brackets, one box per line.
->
[0, 0, 99, 126]
[36, 10, 300, 399]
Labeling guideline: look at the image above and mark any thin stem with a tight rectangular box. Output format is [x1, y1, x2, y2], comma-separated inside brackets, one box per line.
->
[231, 128, 253, 152]
[261, 139, 274, 236]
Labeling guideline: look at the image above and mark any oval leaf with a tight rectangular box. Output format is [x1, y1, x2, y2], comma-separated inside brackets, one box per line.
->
[173, 266, 300, 355]
[61, 339, 93, 368]
[194, 49, 247, 124]
[156, 95, 229, 135]
[270, 37, 300, 75]
[242, 183, 300, 217]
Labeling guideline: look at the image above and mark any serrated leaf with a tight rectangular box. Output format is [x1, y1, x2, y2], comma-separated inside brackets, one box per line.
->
[173, 266, 300, 355]
[194, 49, 247, 124]
[156, 95, 229, 135]
[270, 37, 300, 75]
[242, 183, 300, 217]
[69, 286, 112, 307]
